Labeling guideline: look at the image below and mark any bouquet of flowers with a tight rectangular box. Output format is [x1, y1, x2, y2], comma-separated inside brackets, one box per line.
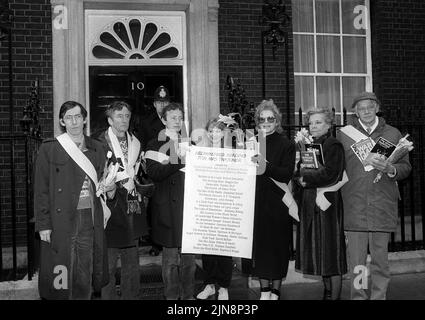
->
[294, 128, 313, 151]
[373, 134, 414, 183]
[96, 150, 119, 197]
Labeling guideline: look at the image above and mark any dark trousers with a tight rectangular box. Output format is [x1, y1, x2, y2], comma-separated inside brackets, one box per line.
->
[202, 255, 233, 288]
[102, 242, 140, 300]
[69, 209, 94, 300]
[162, 247, 196, 300]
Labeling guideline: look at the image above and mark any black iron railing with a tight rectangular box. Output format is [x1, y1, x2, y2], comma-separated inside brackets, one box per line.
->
[0, 135, 41, 281]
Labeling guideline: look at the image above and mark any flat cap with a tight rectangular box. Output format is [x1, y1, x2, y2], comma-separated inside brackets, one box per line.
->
[351, 91, 380, 109]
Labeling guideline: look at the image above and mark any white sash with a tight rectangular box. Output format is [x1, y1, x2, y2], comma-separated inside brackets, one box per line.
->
[270, 179, 299, 222]
[145, 150, 170, 164]
[56, 133, 111, 228]
[316, 170, 349, 211]
[340, 125, 374, 171]
[107, 127, 141, 192]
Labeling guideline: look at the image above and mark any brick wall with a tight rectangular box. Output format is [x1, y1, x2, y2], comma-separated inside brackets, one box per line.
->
[371, 0, 425, 123]
[218, 0, 295, 127]
[0, 0, 53, 247]
[371, 0, 425, 225]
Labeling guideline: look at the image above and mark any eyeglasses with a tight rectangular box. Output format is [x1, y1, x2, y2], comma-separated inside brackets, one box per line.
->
[259, 117, 276, 123]
[63, 114, 83, 122]
[356, 105, 376, 113]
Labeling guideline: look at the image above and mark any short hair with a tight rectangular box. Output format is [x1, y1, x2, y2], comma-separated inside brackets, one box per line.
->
[206, 117, 227, 131]
[160, 102, 184, 120]
[59, 101, 87, 132]
[254, 99, 283, 133]
[305, 107, 334, 126]
[105, 101, 132, 118]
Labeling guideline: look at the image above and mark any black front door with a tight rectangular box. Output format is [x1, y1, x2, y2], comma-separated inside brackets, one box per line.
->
[89, 65, 183, 137]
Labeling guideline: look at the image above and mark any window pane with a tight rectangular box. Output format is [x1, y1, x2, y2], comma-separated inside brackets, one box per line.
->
[292, 0, 314, 32]
[317, 35, 341, 73]
[317, 76, 340, 110]
[342, 77, 366, 110]
[295, 76, 314, 112]
[294, 35, 315, 72]
[316, 0, 340, 33]
[343, 36, 366, 73]
[342, 0, 366, 35]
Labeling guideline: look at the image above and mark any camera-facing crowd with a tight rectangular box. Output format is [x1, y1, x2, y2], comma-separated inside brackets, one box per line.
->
[34, 88, 411, 300]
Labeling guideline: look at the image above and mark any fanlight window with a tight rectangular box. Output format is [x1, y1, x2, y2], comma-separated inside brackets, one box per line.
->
[92, 19, 179, 59]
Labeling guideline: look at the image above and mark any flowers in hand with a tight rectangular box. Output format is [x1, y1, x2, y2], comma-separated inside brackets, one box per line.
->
[217, 114, 238, 128]
[294, 128, 313, 151]
[373, 134, 414, 183]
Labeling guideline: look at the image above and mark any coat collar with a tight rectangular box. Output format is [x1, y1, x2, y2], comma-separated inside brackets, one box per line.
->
[352, 117, 387, 135]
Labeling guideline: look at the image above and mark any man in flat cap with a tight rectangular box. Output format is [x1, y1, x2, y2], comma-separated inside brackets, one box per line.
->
[338, 92, 411, 299]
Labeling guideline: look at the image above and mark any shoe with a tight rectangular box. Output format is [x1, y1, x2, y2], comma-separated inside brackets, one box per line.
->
[270, 288, 280, 300]
[323, 289, 332, 300]
[260, 287, 271, 300]
[217, 287, 229, 300]
[149, 247, 160, 256]
[196, 284, 216, 300]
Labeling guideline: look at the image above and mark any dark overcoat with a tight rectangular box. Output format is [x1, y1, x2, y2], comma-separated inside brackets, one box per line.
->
[34, 136, 109, 299]
[95, 130, 147, 248]
[145, 136, 185, 248]
[252, 132, 295, 279]
[295, 133, 347, 276]
[139, 112, 165, 151]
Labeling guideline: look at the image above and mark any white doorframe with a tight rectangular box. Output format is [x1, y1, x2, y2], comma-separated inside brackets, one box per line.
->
[51, 0, 219, 136]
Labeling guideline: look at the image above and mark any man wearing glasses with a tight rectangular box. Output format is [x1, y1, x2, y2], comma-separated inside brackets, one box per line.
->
[338, 92, 411, 300]
[34, 101, 112, 299]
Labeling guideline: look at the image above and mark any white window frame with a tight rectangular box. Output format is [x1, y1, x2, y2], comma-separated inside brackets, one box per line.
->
[293, 0, 372, 125]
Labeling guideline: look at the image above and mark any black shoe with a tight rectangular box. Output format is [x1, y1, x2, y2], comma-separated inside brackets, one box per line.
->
[323, 289, 332, 300]
[149, 247, 161, 256]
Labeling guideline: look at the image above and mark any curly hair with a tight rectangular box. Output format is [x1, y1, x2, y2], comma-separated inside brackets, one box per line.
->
[254, 99, 283, 133]
[304, 107, 334, 126]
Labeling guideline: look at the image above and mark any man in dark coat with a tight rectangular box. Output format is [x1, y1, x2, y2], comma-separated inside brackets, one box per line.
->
[338, 92, 411, 300]
[96, 101, 146, 300]
[145, 102, 195, 300]
[139, 85, 170, 256]
[34, 101, 111, 300]
[139, 85, 170, 151]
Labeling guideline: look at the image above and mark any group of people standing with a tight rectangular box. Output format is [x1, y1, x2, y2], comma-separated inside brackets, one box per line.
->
[34, 89, 411, 301]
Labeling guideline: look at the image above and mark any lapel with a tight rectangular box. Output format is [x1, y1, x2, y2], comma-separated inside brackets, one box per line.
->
[82, 135, 100, 176]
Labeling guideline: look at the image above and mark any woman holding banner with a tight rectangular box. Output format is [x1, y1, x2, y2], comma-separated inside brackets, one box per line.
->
[294, 108, 347, 300]
[251, 100, 296, 300]
[196, 116, 238, 300]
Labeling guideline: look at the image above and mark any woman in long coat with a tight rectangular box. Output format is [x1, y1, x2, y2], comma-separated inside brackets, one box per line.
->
[251, 99, 296, 300]
[295, 108, 347, 300]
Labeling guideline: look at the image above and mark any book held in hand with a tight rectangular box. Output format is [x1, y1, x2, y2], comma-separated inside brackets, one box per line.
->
[306, 144, 324, 166]
[368, 137, 396, 158]
[350, 137, 375, 171]
[300, 144, 324, 169]
[300, 150, 318, 169]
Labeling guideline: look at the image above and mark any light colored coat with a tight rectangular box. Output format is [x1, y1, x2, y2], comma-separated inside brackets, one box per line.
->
[338, 117, 411, 232]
